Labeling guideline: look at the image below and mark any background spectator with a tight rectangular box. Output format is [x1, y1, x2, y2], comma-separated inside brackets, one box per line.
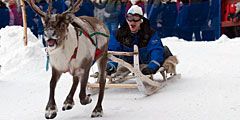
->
[176, 0, 210, 41]
[51, 0, 66, 14]
[25, 1, 38, 37]
[161, 1, 178, 38]
[75, 0, 94, 17]
[188, 0, 210, 41]
[92, 0, 107, 21]
[0, 0, 10, 29]
[8, 0, 22, 26]
[118, 0, 128, 27]
[175, 0, 191, 40]
[147, 0, 177, 38]
[37, 0, 48, 47]
[205, 0, 220, 40]
[93, 0, 122, 34]
[147, 0, 163, 36]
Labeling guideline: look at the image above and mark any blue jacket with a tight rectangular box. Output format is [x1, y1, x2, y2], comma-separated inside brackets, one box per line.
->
[75, 0, 94, 17]
[108, 18, 164, 71]
[52, 0, 66, 14]
[0, 5, 10, 29]
[25, 4, 38, 36]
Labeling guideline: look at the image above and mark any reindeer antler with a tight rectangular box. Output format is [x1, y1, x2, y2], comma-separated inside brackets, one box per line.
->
[26, 0, 82, 18]
[26, 0, 46, 18]
[63, 0, 83, 15]
[47, 0, 53, 16]
[72, 0, 82, 13]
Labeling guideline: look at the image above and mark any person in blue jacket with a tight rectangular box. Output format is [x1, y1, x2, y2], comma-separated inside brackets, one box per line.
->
[147, 1, 178, 38]
[74, 0, 94, 17]
[0, 1, 10, 29]
[52, 0, 66, 14]
[25, 1, 38, 37]
[106, 5, 173, 75]
[37, 0, 48, 47]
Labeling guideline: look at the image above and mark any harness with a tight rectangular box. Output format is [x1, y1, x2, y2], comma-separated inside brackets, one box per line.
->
[70, 22, 109, 62]
[45, 20, 109, 71]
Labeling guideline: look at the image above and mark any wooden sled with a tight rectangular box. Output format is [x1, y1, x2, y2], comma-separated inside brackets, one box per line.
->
[87, 45, 181, 95]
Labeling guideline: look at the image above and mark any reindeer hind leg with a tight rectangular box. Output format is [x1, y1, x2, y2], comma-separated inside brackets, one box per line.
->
[91, 55, 107, 117]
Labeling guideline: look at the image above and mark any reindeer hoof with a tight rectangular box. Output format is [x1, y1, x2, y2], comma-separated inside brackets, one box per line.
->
[62, 99, 74, 111]
[45, 109, 57, 119]
[80, 94, 92, 105]
[91, 107, 103, 118]
[62, 103, 74, 111]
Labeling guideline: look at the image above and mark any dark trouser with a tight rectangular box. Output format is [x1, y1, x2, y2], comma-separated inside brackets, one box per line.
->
[163, 46, 173, 64]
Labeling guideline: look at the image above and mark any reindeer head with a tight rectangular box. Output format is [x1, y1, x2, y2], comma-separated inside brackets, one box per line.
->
[27, 0, 82, 50]
[43, 13, 74, 50]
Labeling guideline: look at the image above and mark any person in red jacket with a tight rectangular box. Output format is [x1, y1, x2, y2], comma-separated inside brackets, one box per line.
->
[8, 0, 22, 26]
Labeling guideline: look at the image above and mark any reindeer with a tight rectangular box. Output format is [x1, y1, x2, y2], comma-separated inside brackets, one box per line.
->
[26, 0, 109, 119]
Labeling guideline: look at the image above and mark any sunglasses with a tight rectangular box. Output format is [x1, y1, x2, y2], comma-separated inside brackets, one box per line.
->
[126, 14, 142, 22]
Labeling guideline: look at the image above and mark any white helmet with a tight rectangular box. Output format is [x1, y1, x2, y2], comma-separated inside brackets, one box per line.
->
[127, 5, 143, 16]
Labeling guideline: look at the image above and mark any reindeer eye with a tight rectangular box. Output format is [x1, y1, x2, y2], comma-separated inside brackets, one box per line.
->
[60, 23, 66, 29]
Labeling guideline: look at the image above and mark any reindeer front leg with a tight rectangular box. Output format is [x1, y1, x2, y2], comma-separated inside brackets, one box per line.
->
[45, 67, 62, 119]
[62, 76, 79, 111]
[79, 67, 92, 105]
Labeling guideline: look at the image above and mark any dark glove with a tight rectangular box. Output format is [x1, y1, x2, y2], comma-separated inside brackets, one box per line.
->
[141, 61, 160, 75]
[106, 63, 116, 76]
[141, 67, 157, 75]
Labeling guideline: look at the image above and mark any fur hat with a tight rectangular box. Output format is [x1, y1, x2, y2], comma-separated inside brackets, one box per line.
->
[127, 5, 143, 16]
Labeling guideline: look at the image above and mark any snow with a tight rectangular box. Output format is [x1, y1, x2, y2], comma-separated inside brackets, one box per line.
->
[0, 26, 240, 120]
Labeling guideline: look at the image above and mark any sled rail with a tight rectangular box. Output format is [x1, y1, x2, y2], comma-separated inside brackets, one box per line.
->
[88, 83, 138, 88]
[107, 51, 138, 56]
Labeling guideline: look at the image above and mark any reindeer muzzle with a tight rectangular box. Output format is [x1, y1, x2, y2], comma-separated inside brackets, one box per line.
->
[47, 39, 57, 47]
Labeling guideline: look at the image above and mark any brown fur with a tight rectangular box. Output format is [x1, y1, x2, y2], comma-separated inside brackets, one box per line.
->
[162, 56, 179, 75]
[79, 16, 105, 30]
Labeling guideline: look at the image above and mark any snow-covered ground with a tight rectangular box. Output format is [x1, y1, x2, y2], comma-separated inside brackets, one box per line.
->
[0, 26, 240, 120]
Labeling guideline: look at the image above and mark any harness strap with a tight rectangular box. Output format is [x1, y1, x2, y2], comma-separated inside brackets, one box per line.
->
[69, 27, 80, 61]
[46, 53, 50, 71]
[90, 32, 109, 38]
[70, 21, 109, 62]
[70, 47, 78, 60]
[90, 32, 109, 48]
[82, 30, 97, 46]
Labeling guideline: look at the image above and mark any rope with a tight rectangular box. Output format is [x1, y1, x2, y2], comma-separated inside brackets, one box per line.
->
[46, 54, 49, 71]
[90, 32, 109, 48]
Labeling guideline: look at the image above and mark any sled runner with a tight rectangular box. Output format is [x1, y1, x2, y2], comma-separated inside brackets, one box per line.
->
[88, 45, 181, 95]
